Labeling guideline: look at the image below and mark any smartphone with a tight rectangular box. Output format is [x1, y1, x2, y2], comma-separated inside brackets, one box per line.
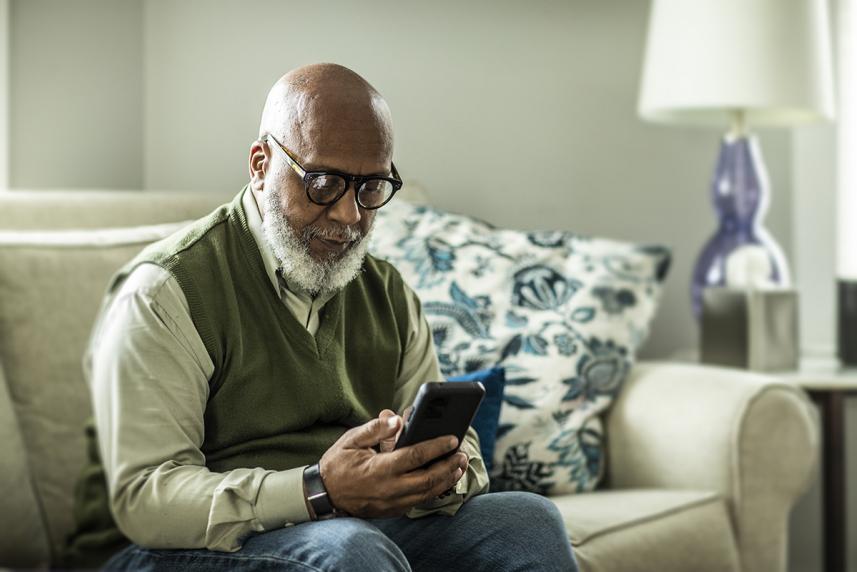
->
[394, 381, 485, 465]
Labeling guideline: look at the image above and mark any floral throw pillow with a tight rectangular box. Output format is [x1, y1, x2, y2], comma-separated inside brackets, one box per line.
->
[369, 200, 670, 495]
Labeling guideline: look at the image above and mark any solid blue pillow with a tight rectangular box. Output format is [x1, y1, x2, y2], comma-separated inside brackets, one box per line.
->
[447, 367, 506, 472]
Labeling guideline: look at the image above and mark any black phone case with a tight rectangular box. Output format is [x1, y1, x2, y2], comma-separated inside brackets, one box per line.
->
[394, 381, 485, 464]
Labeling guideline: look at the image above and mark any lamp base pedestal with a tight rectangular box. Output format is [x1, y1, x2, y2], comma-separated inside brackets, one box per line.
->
[690, 134, 790, 319]
[837, 279, 857, 366]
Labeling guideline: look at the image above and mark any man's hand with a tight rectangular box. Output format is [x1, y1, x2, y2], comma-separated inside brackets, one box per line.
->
[318, 410, 469, 518]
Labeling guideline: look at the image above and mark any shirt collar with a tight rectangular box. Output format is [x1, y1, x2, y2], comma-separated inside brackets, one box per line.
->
[241, 186, 337, 306]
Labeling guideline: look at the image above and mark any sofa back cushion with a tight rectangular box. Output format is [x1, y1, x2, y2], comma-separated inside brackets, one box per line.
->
[0, 223, 195, 562]
[0, 190, 234, 230]
[0, 189, 233, 567]
[0, 362, 50, 567]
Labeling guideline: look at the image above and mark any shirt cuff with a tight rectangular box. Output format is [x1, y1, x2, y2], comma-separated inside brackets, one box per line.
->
[255, 466, 311, 530]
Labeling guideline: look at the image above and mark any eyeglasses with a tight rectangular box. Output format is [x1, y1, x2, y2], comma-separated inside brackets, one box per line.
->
[264, 134, 403, 210]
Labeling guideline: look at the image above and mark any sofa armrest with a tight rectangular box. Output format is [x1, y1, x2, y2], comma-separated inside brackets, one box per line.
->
[605, 361, 819, 572]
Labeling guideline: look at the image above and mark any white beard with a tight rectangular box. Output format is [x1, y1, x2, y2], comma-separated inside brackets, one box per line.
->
[260, 187, 373, 296]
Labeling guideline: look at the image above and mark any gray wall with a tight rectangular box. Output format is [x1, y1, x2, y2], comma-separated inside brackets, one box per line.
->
[793, 125, 838, 358]
[8, 0, 795, 362]
[8, 0, 841, 569]
[9, 0, 143, 189]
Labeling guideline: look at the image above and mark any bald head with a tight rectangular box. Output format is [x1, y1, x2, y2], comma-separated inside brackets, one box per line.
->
[259, 63, 393, 161]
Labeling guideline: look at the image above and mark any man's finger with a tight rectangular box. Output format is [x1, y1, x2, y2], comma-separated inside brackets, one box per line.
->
[394, 460, 465, 506]
[342, 415, 400, 449]
[381, 451, 462, 497]
[385, 434, 459, 473]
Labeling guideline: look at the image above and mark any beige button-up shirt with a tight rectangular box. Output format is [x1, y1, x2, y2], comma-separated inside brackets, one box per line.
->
[85, 187, 488, 552]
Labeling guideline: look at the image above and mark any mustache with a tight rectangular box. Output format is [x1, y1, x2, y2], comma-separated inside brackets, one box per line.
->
[302, 224, 363, 243]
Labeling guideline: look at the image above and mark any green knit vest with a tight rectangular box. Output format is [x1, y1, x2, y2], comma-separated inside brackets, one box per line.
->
[62, 189, 410, 567]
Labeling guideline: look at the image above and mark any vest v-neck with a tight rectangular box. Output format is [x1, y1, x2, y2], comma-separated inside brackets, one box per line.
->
[276, 292, 343, 358]
[275, 274, 344, 358]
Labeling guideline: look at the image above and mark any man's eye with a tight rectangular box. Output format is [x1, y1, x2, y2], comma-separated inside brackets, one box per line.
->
[310, 175, 345, 195]
[362, 180, 384, 192]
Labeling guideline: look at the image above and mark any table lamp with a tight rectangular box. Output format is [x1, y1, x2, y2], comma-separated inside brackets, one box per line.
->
[638, 0, 835, 319]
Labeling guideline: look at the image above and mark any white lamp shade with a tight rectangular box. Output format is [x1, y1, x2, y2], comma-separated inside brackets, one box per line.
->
[638, 0, 836, 127]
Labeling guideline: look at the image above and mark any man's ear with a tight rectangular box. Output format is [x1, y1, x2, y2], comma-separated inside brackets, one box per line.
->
[249, 140, 268, 191]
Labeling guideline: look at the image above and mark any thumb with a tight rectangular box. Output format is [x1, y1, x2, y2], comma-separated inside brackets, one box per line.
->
[379, 409, 402, 453]
[344, 413, 400, 449]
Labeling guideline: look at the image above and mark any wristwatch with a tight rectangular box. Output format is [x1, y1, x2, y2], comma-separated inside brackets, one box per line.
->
[303, 463, 338, 520]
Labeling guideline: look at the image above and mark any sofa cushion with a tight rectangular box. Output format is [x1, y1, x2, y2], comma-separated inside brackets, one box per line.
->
[370, 201, 669, 495]
[0, 222, 193, 562]
[552, 489, 740, 572]
[0, 190, 231, 230]
[0, 187, 427, 230]
[0, 361, 51, 567]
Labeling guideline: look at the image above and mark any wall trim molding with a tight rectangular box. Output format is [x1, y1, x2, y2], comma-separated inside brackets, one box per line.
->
[0, 0, 8, 190]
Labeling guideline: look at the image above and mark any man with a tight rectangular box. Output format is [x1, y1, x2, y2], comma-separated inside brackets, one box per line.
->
[65, 63, 577, 571]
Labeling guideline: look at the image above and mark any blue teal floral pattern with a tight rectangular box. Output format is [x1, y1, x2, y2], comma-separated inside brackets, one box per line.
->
[369, 200, 670, 495]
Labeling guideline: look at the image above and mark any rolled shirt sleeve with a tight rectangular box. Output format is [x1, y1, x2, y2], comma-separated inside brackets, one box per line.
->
[394, 282, 490, 518]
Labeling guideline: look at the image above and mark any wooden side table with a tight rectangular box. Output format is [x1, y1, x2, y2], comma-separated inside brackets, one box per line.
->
[780, 362, 857, 572]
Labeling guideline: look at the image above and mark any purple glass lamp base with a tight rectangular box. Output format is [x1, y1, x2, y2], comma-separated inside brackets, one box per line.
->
[691, 134, 791, 319]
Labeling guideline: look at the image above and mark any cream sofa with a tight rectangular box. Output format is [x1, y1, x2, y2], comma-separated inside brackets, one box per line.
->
[0, 188, 818, 571]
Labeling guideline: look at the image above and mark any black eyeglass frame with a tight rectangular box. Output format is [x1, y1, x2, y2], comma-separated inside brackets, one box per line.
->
[263, 134, 403, 210]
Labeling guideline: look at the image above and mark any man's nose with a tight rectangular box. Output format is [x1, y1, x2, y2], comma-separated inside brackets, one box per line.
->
[327, 185, 362, 226]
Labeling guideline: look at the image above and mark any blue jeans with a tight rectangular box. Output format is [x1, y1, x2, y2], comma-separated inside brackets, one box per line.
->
[104, 491, 578, 571]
